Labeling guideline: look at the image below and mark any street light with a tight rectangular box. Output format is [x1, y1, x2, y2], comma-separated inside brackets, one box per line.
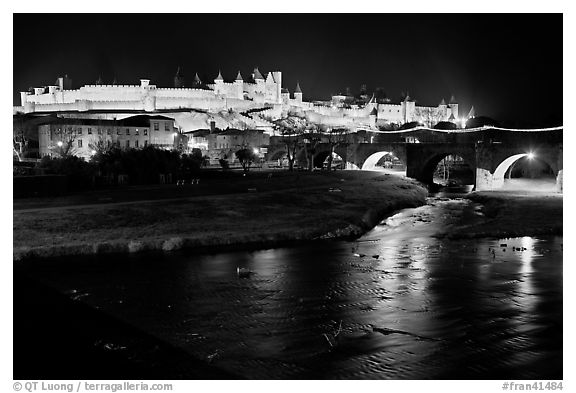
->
[57, 141, 63, 147]
[527, 152, 535, 160]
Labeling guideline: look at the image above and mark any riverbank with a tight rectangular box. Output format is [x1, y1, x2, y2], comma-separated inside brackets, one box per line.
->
[438, 190, 563, 239]
[14, 272, 240, 379]
[13, 171, 428, 261]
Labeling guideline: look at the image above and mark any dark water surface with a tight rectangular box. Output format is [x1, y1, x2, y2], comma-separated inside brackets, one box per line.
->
[16, 197, 562, 379]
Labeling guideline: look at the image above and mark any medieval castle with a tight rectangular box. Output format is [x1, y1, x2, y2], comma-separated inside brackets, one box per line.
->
[15, 67, 465, 134]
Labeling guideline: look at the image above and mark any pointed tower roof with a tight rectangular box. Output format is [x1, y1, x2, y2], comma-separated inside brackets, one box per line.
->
[370, 107, 378, 116]
[193, 73, 202, 85]
[215, 70, 224, 81]
[468, 106, 476, 118]
[176, 66, 183, 77]
[295, 81, 302, 93]
[235, 70, 243, 81]
[440, 98, 446, 106]
[253, 67, 264, 80]
[112, 76, 117, 85]
[96, 75, 103, 85]
[449, 94, 457, 104]
[367, 93, 375, 105]
[448, 113, 456, 121]
[404, 91, 412, 102]
[266, 72, 275, 83]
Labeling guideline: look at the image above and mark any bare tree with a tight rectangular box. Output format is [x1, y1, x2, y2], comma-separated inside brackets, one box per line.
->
[13, 116, 31, 161]
[273, 117, 306, 171]
[324, 127, 348, 171]
[49, 128, 78, 158]
[301, 124, 321, 171]
[88, 123, 114, 157]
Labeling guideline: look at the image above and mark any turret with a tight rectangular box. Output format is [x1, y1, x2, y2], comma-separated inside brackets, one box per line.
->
[294, 81, 303, 103]
[235, 70, 244, 99]
[192, 73, 202, 87]
[448, 94, 459, 121]
[56, 74, 72, 90]
[214, 70, 224, 95]
[272, 71, 282, 104]
[438, 98, 448, 120]
[174, 66, 185, 88]
[20, 91, 29, 106]
[253, 67, 265, 93]
[281, 88, 290, 104]
[369, 107, 378, 127]
[401, 92, 416, 123]
[265, 72, 275, 102]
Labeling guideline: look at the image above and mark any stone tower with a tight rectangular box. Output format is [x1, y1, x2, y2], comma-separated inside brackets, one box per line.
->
[438, 98, 448, 121]
[253, 67, 265, 95]
[294, 81, 303, 103]
[449, 95, 459, 121]
[192, 73, 202, 88]
[174, 66, 185, 88]
[214, 70, 224, 95]
[235, 71, 244, 99]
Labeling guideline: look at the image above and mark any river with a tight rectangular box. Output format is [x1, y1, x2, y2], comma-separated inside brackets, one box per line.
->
[15, 195, 563, 379]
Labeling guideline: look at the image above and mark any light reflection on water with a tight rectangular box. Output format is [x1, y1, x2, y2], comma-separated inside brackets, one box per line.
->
[17, 198, 562, 379]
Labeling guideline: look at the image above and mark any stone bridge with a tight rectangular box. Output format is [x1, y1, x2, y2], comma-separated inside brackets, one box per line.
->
[265, 126, 563, 192]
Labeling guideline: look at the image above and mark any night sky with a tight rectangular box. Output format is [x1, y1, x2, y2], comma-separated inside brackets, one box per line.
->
[13, 13, 563, 127]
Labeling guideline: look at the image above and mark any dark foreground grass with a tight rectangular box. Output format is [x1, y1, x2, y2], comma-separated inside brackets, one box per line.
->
[14, 171, 428, 260]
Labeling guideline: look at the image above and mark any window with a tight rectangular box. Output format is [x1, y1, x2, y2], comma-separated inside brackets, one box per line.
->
[126, 140, 130, 148]
[68, 127, 73, 133]
[143, 129, 148, 136]
[107, 129, 111, 135]
[77, 128, 82, 134]
[165, 122, 170, 131]
[135, 140, 139, 148]
[126, 128, 130, 135]
[98, 129, 103, 135]
[144, 140, 148, 147]
[78, 139, 83, 148]
[88, 127, 92, 134]
[117, 129, 122, 135]
[154, 122, 159, 131]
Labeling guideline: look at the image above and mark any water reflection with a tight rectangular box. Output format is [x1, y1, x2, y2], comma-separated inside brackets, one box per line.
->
[16, 198, 562, 379]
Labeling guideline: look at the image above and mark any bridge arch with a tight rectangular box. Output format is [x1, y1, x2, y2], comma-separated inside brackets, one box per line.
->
[268, 149, 288, 161]
[417, 150, 477, 186]
[491, 152, 559, 190]
[361, 151, 406, 172]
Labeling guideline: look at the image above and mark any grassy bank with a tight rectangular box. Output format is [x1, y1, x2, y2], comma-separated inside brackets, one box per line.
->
[439, 190, 563, 239]
[14, 171, 428, 261]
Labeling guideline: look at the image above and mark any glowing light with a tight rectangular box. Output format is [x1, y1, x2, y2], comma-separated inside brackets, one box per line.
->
[91, 150, 97, 155]
[173, 132, 178, 137]
[57, 141, 63, 147]
[253, 148, 259, 155]
[527, 152, 535, 160]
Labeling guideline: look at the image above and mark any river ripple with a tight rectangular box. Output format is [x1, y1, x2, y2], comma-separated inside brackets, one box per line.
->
[17, 197, 563, 379]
